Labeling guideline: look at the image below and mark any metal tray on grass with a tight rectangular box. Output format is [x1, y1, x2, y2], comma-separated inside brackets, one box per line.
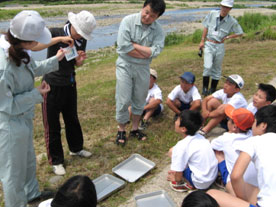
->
[93, 174, 126, 202]
[135, 190, 176, 207]
[112, 154, 155, 182]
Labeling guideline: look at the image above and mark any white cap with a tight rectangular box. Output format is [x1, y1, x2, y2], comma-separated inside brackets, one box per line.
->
[68, 10, 96, 40]
[225, 74, 244, 89]
[10, 10, 51, 44]
[150, 68, 158, 79]
[220, 0, 234, 8]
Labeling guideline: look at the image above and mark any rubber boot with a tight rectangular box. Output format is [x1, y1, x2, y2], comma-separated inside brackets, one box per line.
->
[209, 79, 219, 94]
[202, 76, 210, 96]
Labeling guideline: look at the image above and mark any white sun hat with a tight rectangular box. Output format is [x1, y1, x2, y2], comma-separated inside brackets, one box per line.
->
[10, 10, 51, 44]
[220, 0, 234, 8]
[68, 10, 96, 40]
[225, 74, 244, 89]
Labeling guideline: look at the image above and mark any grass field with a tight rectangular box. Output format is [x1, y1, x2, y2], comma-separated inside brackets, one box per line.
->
[0, 39, 272, 207]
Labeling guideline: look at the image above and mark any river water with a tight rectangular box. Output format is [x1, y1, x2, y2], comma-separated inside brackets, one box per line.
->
[0, 5, 267, 60]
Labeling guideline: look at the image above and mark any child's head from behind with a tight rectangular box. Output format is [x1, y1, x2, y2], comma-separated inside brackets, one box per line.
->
[253, 83, 276, 109]
[225, 105, 254, 133]
[182, 190, 219, 207]
[51, 175, 97, 207]
[175, 110, 203, 136]
[253, 105, 276, 136]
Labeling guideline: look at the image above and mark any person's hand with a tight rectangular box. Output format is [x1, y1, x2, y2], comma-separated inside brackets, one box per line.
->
[55, 48, 66, 61]
[199, 41, 205, 49]
[37, 81, 50, 96]
[75, 50, 86, 66]
[60, 36, 74, 47]
[202, 110, 210, 120]
[167, 170, 176, 181]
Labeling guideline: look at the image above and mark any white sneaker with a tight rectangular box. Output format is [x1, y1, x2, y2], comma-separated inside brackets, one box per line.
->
[69, 150, 92, 158]
[53, 164, 66, 176]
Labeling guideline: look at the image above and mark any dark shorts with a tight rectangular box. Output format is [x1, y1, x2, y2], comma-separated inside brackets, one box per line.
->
[218, 160, 229, 186]
[143, 104, 162, 117]
[182, 166, 195, 187]
[179, 101, 191, 111]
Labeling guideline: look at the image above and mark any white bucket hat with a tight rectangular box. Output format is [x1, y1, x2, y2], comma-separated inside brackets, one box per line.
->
[10, 10, 51, 44]
[68, 10, 96, 40]
[220, 0, 234, 8]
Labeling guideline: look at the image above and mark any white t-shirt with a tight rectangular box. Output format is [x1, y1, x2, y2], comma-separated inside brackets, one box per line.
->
[38, 199, 53, 207]
[236, 133, 276, 207]
[171, 133, 218, 189]
[247, 102, 257, 115]
[211, 132, 258, 186]
[212, 89, 247, 108]
[146, 83, 163, 111]
[168, 85, 201, 104]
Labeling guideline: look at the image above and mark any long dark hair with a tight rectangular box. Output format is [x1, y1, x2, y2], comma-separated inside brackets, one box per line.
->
[6, 29, 31, 66]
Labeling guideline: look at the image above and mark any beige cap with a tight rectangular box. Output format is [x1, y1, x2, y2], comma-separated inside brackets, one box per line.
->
[68, 10, 96, 40]
[150, 68, 158, 79]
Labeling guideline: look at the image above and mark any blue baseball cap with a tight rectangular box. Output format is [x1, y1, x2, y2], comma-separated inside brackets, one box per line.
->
[180, 72, 195, 84]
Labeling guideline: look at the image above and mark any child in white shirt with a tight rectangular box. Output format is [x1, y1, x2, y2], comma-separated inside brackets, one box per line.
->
[200, 74, 247, 136]
[207, 105, 276, 207]
[247, 83, 276, 115]
[167, 110, 218, 192]
[166, 72, 201, 119]
[211, 105, 257, 195]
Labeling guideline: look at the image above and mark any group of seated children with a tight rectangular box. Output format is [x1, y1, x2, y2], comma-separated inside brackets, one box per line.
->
[170, 105, 276, 206]
[166, 70, 276, 206]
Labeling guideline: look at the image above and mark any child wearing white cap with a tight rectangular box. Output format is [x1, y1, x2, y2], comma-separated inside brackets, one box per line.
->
[199, 0, 243, 96]
[41, 10, 96, 176]
[0, 10, 66, 207]
[200, 74, 248, 136]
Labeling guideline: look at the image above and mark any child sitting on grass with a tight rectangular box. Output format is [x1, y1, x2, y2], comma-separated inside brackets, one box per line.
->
[167, 110, 218, 192]
[207, 105, 276, 206]
[211, 105, 257, 195]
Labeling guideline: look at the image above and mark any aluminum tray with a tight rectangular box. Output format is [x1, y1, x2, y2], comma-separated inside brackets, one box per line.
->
[112, 154, 155, 183]
[135, 190, 176, 207]
[93, 174, 125, 202]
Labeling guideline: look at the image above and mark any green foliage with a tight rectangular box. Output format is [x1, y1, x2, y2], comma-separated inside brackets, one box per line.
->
[237, 13, 271, 33]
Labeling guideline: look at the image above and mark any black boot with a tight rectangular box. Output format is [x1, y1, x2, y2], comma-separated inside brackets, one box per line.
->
[202, 76, 210, 96]
[209, 79, 219, 94]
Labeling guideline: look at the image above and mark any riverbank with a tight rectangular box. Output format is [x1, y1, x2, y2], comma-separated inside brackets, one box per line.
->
[1, 1, 276, 34]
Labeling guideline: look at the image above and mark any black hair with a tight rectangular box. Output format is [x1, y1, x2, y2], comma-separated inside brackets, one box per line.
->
[182, 190, 219, 207]
[258, 83, 276, 103]
[226, 78, 239, 89]
[51, 175, 97, 207]
[179, 110, 203, 135]
[6, 30, 31, 67]
[255, 105, 276, 133]
[143, 0, 166, 17]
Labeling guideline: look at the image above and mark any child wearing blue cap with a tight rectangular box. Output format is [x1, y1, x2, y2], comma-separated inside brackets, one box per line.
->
[166, 72, 201, 119]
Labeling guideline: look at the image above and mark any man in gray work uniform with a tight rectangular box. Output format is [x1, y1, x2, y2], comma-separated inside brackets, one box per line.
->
[199, 0, 243, 96]
[115, 0, 166, 145]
